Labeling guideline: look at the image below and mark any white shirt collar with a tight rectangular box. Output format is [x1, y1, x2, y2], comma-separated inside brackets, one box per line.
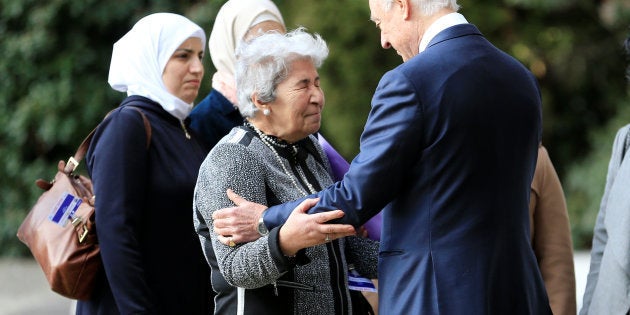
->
[418, 13, 468, 53]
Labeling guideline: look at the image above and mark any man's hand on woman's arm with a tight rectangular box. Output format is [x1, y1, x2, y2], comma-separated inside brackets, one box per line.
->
[213, 189, 355, 249]
[278, 197, 356, 256]
[212, 189, 268, 245]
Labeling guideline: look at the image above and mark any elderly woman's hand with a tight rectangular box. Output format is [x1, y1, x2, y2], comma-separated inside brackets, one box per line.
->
[278, 198, 356, 257]
[213, 189, 268, 245]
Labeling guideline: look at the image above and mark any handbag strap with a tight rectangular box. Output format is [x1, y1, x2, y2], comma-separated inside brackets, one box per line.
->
[64, 106, 152, 174]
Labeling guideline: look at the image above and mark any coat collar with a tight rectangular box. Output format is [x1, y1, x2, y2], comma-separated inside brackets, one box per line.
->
[425, 23, 483, 51]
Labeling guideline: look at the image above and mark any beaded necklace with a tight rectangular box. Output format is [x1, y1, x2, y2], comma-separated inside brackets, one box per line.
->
[246, 122, 317, 195]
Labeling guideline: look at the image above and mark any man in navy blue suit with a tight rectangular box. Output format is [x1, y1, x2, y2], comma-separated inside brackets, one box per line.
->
[212, 0, 552, 313]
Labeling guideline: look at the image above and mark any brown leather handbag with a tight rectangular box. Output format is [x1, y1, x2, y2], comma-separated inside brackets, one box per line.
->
[17, 106, 151, 300]
[17, 135, 100, 300]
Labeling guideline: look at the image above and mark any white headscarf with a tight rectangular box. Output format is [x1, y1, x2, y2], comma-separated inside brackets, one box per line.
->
[209, 0, 284, 77]
[108, 13, 206, 120]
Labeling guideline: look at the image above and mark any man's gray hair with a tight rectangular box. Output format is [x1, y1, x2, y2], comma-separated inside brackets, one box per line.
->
[235, 27, 329, 118]
[381, 0, 459, 16]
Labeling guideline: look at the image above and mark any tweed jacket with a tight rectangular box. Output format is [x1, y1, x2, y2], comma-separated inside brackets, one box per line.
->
[193, 126, 378, 315]
[530, 146, 576, 315]
[581, 124, 630, 315]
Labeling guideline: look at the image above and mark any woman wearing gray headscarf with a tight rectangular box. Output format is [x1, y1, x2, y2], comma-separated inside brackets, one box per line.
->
[193, 28, 378, 315]
[76, 13, 212, 314]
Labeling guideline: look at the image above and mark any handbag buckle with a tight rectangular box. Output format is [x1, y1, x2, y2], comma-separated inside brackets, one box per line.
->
[67, 157, 80, 173]
[78, 225, 89, 244]
[71, 216, 89, 244]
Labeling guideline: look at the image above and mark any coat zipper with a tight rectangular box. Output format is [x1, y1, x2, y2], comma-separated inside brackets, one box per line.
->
[179, 120, 191, 139]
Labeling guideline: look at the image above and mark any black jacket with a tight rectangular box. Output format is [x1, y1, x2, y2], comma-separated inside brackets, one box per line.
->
[77, 96, 212, 314]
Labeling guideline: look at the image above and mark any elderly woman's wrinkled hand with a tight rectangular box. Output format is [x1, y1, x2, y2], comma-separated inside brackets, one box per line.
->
[278, 198, 356, 257]
[213, 189, 267, 246]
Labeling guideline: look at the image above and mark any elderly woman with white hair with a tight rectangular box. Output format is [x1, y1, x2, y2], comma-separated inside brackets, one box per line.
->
[193, 28, 378, 314]
[76, 13, 212, 314]
[190, 0, 286, 150]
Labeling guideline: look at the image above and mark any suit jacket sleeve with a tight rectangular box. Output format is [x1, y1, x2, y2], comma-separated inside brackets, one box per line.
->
[264, 69, 422, 228]
[530, 146, 576, 315]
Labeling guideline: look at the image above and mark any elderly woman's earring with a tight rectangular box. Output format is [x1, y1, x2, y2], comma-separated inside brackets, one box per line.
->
[263, 108, 271, 116]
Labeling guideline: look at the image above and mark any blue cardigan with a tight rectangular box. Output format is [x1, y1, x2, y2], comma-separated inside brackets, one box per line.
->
[76, 96, 212, 314]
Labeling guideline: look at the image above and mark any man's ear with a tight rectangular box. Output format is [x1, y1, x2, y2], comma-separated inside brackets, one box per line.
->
[395, 0, 411, 20]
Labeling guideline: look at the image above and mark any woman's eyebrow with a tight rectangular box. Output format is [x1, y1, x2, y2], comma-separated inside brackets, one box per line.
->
[175, 48, 194, 53]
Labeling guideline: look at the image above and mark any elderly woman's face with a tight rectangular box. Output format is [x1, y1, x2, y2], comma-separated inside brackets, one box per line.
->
[268, 59, 324, 143]
[162, 37, 204, 103]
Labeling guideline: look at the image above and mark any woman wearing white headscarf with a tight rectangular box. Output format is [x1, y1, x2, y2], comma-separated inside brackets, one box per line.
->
[75, 13, 212, 314]
[189, 0, 285, 150]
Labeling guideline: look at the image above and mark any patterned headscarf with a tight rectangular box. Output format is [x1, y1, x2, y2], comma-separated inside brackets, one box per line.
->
[108, 13, 206, 120]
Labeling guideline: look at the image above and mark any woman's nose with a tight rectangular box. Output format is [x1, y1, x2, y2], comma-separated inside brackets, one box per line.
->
[191, 58, 204, 74]
[312, 88, 324, 106]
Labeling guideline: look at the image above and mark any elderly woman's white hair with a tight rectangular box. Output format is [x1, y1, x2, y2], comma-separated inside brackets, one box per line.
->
[235, 27, 328, 118]
[381, 0, 459, 16]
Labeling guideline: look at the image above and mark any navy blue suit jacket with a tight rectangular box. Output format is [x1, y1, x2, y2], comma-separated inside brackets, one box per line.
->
[264, 24, 551, 314]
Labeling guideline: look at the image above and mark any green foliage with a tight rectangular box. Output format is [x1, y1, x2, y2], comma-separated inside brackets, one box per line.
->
[565, 97, 630, 248]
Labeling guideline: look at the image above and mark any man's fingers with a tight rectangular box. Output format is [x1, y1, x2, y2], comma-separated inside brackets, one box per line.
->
[217, 234, 231, 246]
[325, 223, 356, 236]
[213, 224, 234, 235]
[321, 225, 356, 244]
[226, 189, 245, 206]
[218, 233, 245, 247]
[212, 207, 234, 220]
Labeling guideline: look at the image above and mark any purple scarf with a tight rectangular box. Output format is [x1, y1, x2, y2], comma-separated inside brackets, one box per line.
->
[318, 134, 382, 241]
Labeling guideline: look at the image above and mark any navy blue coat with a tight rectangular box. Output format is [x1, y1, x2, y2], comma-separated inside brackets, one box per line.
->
[263, 24, 551, 314]
[189, 89, 244, 151]
[76, 96, 212, 314]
